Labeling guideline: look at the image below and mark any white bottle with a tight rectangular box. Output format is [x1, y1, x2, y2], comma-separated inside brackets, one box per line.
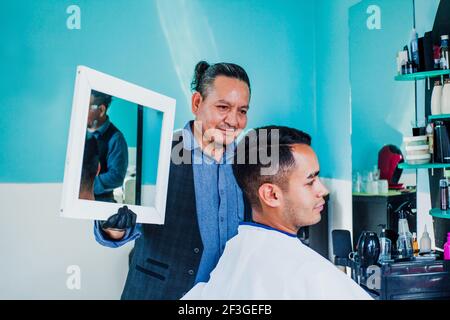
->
[419, 224, 432, 254]
[442, 79, 450, 115]
[431, 81, 442, 115]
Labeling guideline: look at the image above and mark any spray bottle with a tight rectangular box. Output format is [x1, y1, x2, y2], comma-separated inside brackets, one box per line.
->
[396, 202, 414, 258]
[378, 224, 392, 263]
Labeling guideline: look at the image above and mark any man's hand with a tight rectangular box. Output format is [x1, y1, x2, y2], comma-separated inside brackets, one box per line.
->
[101, 206, 137, 240]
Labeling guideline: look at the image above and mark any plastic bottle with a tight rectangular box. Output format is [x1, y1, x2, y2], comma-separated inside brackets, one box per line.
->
[444, 232, 450, 260]
[412, 232, 419, 256]
[426, 123, 434, 161]
[440, 35, 449, 70]
[378, 224, 392, 263]
[434, 121, 450, 163]
[441, 79, 450, 114]
[434, 45, 441, 69]
[396, 210, 414, 258]
[410, 28, 420, 72]
[441, 178, 449, 210]
[419, 225, 432, 254]
[431, 81, 442, 115]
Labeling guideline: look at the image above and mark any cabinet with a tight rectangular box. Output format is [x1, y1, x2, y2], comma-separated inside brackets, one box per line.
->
[352, 191, 417, 249]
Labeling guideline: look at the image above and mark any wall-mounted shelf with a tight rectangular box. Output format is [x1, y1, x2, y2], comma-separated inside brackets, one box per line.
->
[398, 163, 450, 170]
[430, 208, 450, 219]
[395, 69, 450, 81]
[428, 114, 450, 122]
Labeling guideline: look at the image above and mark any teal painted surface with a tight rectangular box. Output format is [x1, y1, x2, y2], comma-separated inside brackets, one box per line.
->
[429, 114, 450, 121]
[429, 208, 450, 219]
[350, 0, 415, 174]
[314, 0, 358, 180]
[398, 163, 450, 170]
[394, 69, 450, 81]
[107, 98, 137, 148]
[0, 0, 316, 183]
[3, 0, 437, 183]
[96, 97, 161, 184]
[142, 109, 163, 185]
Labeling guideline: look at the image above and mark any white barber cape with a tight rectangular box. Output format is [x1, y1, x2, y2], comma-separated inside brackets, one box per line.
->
[182, 222, 373, 300]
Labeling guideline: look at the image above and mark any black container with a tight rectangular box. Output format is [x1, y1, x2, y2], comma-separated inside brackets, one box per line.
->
[434, 121, 450, 163]
[422, 32, 436, 71]
[440, 179, 448, 210]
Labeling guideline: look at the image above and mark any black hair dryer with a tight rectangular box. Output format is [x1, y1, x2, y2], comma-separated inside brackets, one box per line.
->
[356, 231, 381, 268]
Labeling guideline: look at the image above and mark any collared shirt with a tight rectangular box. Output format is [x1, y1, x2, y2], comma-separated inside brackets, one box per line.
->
[182, 121, 244, 283]
[88, 117, 128, 195]
[94, 121, 245, 283]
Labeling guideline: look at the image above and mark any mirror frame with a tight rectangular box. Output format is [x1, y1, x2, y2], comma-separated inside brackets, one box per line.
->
[60, 65, 175, 224]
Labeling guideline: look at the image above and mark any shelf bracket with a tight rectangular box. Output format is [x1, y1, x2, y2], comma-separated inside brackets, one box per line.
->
[427, 77, 430, 90]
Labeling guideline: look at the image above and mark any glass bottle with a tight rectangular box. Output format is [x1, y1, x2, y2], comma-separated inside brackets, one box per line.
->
[440, 35, 449, 70]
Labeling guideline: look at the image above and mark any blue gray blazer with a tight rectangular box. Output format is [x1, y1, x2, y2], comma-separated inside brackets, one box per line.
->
[121, 132, 251, 300]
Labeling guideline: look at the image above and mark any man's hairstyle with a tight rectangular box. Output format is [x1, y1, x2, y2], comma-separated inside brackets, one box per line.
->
[190, 61, 251, 98]
[91, 90, 112, 109]
[80, 136, 99, 193]
[232, 126, 311, 211]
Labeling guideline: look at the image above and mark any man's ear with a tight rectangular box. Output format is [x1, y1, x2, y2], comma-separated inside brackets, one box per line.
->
[258, 183, 282, 208]
[99, 104, 107, 117]
[191, 92, 202, 115]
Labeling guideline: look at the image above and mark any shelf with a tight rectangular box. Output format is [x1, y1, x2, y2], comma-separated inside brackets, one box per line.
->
[428, 114, 450, 122]
[395, 70, 450, 81]
[430, 208, 450, 219]
[353, 189, 416, 197]
[398, 163, 450, 170]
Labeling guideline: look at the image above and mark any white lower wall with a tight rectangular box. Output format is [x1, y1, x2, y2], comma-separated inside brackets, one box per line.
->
[0, 183, 133, 299]
[321, 177, 353, 260]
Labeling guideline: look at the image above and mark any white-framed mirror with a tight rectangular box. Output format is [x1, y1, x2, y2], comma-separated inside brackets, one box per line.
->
[60, 65, 175, 224]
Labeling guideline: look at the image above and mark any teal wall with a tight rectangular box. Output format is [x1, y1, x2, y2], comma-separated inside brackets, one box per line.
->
[350, 0, 414, 174]
[142, 109, 163, 185]
[107, 98, 137, 148]
[109, 100, 163, 185]
[1, 0, 439, 184]
[314, 0, 359, 180]
[0, 0, 316, 183]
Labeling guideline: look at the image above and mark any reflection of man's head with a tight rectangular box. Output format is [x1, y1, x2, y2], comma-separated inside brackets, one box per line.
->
[88, 90, 112, 130]
[79, 137, 100, 200]
[233, 126, 329, 233]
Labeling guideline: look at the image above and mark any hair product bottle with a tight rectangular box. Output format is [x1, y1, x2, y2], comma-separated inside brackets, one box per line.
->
[419, 225, 432, 254]
[431, 81, 442, 115]
[444, 232, 450, 260]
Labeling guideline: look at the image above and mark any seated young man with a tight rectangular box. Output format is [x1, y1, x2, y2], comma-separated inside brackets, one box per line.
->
[182, 126, 372, 300]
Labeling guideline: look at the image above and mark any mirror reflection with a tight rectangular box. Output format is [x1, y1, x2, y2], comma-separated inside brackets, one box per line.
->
[79, 90, 162, 208]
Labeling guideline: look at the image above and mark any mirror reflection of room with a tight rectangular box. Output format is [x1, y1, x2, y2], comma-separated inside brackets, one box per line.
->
[79, 90, 131, 204]
[79, 90, 163, 208]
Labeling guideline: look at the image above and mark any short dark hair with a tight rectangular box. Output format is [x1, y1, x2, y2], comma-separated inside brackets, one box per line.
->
[80, 136, 99, 193]
[190, 61, 251, 98]
[91, 90, 112, 109]
[232, 126, 311, 211]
